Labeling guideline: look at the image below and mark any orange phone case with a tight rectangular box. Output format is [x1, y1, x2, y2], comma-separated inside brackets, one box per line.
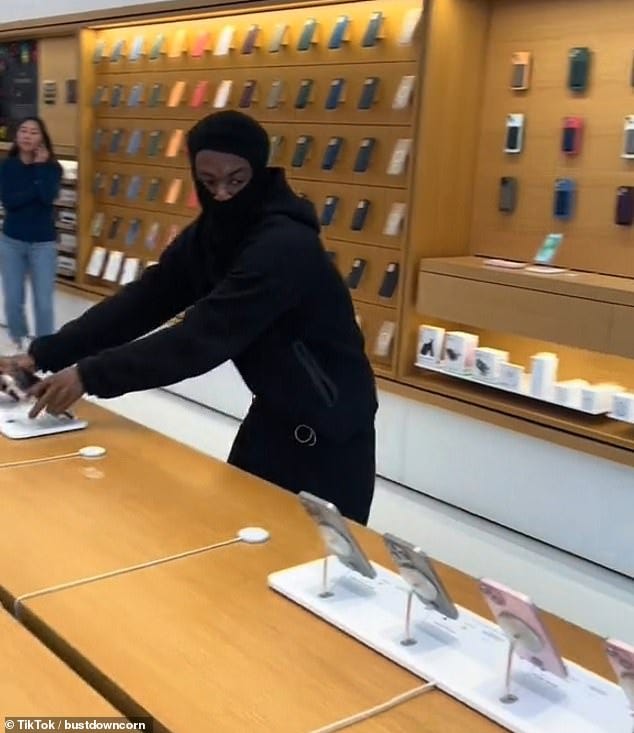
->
[165, 178, 183, 205]
[167, 81, 186, 108]
[165, 129, 184, 158]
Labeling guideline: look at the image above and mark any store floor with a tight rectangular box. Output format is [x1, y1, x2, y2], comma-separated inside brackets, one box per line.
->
[1, 326, 632, 646]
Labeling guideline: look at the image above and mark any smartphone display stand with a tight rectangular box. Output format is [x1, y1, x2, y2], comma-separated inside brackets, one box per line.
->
[269, 558, 628, 733]
[0, 404, 88, 439]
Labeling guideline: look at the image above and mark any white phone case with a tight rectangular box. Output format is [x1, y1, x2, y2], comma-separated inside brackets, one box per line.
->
[213, 25, 235, 56]
[392, 75, 416, 110]
[398, 8, 422, 46]
[374, 321, 396, 357]
[85, 246, 107, 277]
[387, 139, 412, 175]
[383, 202, 407, 236]
[213, 79, 233, 109]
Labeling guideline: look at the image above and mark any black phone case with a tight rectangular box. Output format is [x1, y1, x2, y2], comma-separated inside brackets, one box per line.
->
[320, 196, 339, 226]
[553, 180, 574, 219]
[109, 175, 122, 197]
[108, 217, 121, 239]
[561, 125, 577, 153]
[346, 259, 367, 289]
[321, 138, 343, 170]
[147, 179, 161, 202]
[353, 139, 376, 172]
[568, 47, 591, 92]
[148, 84, 163, 107]
[350, 200, 371, 230]
[624, 128, 634, 157]
[498, 176, 518, 213]
[294, 79, 314, 109]
[378, 263, 399, 299]
[239, 80, 257, 108]
[357, 77, 379, 110]
[505, 124, 520, 152]
[616, 186, 634, 226]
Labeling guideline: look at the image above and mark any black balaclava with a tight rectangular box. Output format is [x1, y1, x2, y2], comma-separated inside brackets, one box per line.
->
[186, 111, 270, 266]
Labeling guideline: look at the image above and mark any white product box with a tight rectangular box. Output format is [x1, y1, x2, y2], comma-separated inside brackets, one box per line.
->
[499, 362, 525, 391]
[611, 392, 634, 422]
[473, 347, 509, 382]
[530, 352, 559, 400]
[553, 379, 589, 409]
[417, 324, 445, 365]
[581, 383, 623, 414]
[443, 331, 479, 373]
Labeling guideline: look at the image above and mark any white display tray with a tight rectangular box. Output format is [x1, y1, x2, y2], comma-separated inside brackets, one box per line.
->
[269, 558, 630, 733]
[0, 401, 87, 439]
[607, 412, 634, 426]
[414, 361, 608, 416]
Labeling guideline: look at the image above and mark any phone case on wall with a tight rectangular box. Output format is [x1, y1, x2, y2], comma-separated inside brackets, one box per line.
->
[615, 186, 634, 226]
[383, 533, 459, 619]
[295, 79, 314, 109]
[378, 263, 400, 299]
[129, 36, 145, 61]
[383, 203, 406, 236]
[92, 41, 106, 64]
[214, 25, 235, 56]
[561, 116, 583, 155]
[168, 29, 187, 58]
[109, 129, 123, 154]
[191, 32, 210, 58]
[268, 135, 285, 165]
[90, 212, 105, 237]
[126, 130, 142, 155]
[109, 174, 122, 198]
[399, 7, 422, 46]
[213, 80, 233, 109]
[392, 75, 416, 110]
[321, 137, 343, 170]
[291, 136, 313, 167]
[350, 200, 371, 231]
[86, 246, 107, 276]
[92, 86, 105, 107]
[297, 19, 318, 51]
[165, 178, 183, 205]
[92, 172, 104, 195]
[241, 24, 260, 54]
[553, 178, 576, 220]
[166, 129, 184, 158]
[479, 578, 568, 679]
[93, 129, 104, 152]
[147, 131, 163, 157]
[266, 79, 284, 109]
[358, 77, 379, 110]
[328, 15, 350, 50]
[320, 195, 339, 226]
[568, 47, 591, 92]
[510, 51, 532, 90]
[239, 80, 257, 108]
[145, 221, 161, 250]
[127, 83, 144, 107]
[190, 80, 209, 108]
[353, 138, 376, 172]
[167, 81, 186, 108]
[149, 34, 165, 60]
[126, 176, 142, 200]
[504, 113, 525, 153]
[110, 84, 124, 108]
[107, 216, 122, 240]
[298, 492, 376, 579]
[125, 219, 141, 246]
[148, 84, 163, 107]
[605, 638, 634, 707]
[374, 321, 396, 358]
[361, 11, 383, 47]
[103, 250, 124, 282]
[622, 116, 634, 159]
[269, 24, 289, 53]
[346, 258, 367, 288]
[146, 178, 161, 202]
[387, 139, 412, 175]
[498, 176, 518, 213]
[325, 78, 345, 110]
[110, 39, 125, 62]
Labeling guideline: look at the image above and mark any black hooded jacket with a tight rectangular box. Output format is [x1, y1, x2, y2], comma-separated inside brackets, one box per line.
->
[30, 167, 378, 442]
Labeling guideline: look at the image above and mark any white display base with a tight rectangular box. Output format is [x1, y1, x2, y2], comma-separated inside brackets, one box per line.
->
[415, 361, 608, 416]
[608, 412, 634, 426]
[0, 406, 87, 439]
[269, 558, 630, 733]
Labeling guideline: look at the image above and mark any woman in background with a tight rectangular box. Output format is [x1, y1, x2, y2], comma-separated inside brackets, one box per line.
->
[0, 117, 62, 351]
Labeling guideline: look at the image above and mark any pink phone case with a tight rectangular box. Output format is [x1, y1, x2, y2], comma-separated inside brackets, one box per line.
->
[479, 578, 568, 679]
[605, 638, 634, 707]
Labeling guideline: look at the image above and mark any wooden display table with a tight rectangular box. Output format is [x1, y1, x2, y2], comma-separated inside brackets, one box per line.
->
[0, 608, 118, 716]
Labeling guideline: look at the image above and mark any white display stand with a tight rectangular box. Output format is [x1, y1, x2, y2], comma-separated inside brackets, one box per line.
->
[0, 399, 87, 439]
[415, 361, 608, 416]
[269, 558, 630, 733]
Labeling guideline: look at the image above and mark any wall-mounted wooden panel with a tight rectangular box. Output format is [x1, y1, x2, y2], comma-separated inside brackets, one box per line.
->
[39, 36, 79, 154]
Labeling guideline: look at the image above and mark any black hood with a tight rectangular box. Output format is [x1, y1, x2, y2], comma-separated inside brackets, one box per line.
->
[259, 167, 320, 235]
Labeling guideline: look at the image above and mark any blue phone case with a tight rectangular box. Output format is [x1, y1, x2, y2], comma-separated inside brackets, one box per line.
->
[297, 19, 317, 51]
[328, 16, 350, 50]
[321, 138, 343, 170]
[553, 178, 576, 220]
[325, 79, 345, 110]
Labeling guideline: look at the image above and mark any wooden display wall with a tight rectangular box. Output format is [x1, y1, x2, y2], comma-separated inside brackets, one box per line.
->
[470, 0, 634, 278]
[78, 0, 423, 376]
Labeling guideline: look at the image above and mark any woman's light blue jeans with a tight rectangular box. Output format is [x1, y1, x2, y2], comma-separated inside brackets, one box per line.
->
[0, 233, 56, 345]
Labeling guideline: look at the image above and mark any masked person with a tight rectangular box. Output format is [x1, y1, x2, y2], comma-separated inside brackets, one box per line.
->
[0, 111, 378, 524]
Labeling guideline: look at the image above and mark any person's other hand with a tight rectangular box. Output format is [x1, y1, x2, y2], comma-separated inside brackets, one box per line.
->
[34, 145, 50, 163]
[27, 366, 84, 418]
[0, 352, 36, 376]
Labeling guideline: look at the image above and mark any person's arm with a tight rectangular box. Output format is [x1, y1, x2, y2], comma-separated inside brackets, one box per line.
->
[0, 160, 39, 210]
[29, 223, 200, 374]
[32, 162, 62, 205]
[75, 231, 316, 398]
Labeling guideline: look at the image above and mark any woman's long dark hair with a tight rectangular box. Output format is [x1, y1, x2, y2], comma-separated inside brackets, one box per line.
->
[8, 116, 60, 166]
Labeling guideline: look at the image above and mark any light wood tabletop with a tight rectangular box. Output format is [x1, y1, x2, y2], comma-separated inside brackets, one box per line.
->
[0, 608, 119, 716]
[4, 403, 617, 732]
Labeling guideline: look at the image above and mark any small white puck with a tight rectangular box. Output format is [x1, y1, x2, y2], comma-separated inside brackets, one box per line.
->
[79, 445, 107, 459]
[237, 527, 270, 544]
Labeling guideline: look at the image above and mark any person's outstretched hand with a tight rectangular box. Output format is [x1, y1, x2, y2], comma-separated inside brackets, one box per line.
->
[27, 366, 85, 418]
